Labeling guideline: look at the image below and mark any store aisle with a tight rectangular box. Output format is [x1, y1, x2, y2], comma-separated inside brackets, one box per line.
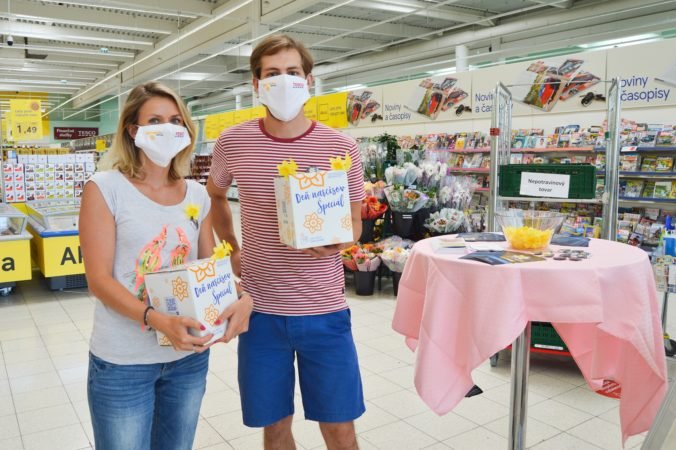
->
[0, 203, 671, 450]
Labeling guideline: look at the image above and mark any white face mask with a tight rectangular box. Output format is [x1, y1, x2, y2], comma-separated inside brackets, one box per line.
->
[134, 123, 191, 168]
[258, 74, 311, 122]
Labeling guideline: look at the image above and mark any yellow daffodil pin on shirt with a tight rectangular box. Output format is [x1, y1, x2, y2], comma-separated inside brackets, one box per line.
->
[212, 240, 233, 260]
[277, 159, 298, 177]
[185, 203, 200, 229]
[329, 152, 352, 171]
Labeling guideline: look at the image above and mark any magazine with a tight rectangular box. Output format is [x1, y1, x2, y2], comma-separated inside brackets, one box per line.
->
[640, 156, 657, 172]
[655, 131, 674, 147]
[468, 154, 484, 168]
[624, 180, 644, 198]
[655, 156, 673, 172]
[638, 131, 658, 147]
[653, 181, 672, 199]
[643, 181, 656, 198]
[510, 153, 524, 164]
[620, 155, 639, 171]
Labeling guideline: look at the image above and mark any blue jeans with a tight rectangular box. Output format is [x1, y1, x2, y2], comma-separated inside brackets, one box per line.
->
[87, 351, 209, 450]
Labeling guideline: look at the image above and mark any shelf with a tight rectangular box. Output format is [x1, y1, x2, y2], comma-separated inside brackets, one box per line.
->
[619, 197, 676, 204]
[447, 148, 491, 153]
[449, 167, 489, 173]
[511, 146, 596, 153]
[598, 171, 676, 178]
[475, 188, 490, 192]
[619, 146, 676, 153]
[499, 196, 603, 204]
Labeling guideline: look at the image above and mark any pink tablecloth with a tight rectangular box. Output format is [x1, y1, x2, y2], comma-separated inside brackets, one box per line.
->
[392, 237, 667, 443]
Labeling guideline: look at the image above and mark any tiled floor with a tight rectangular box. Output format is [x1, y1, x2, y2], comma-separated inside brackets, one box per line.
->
[1, 280, 673, 449]
[0, 202, 673, 449]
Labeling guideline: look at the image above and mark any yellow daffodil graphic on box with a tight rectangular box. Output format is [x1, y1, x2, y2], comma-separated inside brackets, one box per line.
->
[151, 297, 161, 309]
[329, 152, 352, 171]
[171, 277, 189, 301]
[304, 213, 324, 234]
[295, 172, 325, 190]
[341, 214, 352, 230]
[185, 203, 200, 229]
[203, 304, 220, 326]
[277, 159, 298, 177]
[189, 260, 216, 283]
[212, 240, 233, 260]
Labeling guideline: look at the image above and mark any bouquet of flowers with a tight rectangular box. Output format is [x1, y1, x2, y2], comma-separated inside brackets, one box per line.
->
[438, 175, 476, 210]
[341, 243, 382, 272]
[385, 162, 420, 187]
[359, 139, 387, 181]
[424, 208, 471, 234]
[384, 186, 429, 213]
[377, 236, 415, 273]
[364, 180, 387, 199]
[361, 196, 388, 220]
[380, 247, 411, 273]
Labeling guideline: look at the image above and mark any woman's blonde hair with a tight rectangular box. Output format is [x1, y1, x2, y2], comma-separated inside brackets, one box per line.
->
[98, 82, 195, 180]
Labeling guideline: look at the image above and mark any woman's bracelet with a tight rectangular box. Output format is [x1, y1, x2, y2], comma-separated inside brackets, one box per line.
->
[143, 305, 155, 327]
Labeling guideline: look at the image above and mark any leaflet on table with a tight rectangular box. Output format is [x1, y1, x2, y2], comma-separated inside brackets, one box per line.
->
[431, 236, 466, 254]
[144, 257, 238, 346]
[460, 251, 546, 265]
[274, 156, 353, 249]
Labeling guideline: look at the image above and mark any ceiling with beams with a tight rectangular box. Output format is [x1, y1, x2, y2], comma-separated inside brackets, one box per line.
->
[0, 0, 675, 122]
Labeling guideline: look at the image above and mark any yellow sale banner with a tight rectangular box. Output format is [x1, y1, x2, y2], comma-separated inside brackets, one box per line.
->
[9, 99, 43, 141]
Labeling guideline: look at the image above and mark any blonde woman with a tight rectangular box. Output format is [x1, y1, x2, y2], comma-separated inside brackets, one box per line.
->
[79, 82, 253, 450]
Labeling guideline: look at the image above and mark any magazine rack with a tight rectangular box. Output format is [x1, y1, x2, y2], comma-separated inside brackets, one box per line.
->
[486, 79, 622, 450]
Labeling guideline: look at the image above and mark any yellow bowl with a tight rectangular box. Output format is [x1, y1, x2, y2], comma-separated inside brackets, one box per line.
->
[495, 211, 566, 251]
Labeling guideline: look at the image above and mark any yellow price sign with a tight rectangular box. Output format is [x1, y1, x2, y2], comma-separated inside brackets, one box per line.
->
[250, 106, 267, 119]
[95, 139, 106, 152]
[9, 99, 43, 141]
[316, 93, 348, 129]
[304, 97, 318, 121]
[204, 114, 222, 140]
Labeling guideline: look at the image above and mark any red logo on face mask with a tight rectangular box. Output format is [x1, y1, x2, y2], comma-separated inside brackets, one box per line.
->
[175, 132, 186, 138]
[292, 82, 305, 88]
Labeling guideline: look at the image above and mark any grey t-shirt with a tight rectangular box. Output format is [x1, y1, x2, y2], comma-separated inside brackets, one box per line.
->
[87, 170, 211, 364]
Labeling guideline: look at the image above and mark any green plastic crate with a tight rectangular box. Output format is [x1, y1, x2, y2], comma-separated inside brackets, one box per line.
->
[498, 164, 596, 199]
[531, 322, 568, 351]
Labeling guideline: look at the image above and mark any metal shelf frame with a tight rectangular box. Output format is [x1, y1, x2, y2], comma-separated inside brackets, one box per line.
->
[485, 79, 623, 450]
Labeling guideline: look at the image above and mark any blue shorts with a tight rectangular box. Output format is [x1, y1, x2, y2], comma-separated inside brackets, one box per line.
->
[238, 309, 365, 427]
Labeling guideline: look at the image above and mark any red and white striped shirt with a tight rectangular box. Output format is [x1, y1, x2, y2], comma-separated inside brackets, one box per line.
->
[210, 119, 365, 316]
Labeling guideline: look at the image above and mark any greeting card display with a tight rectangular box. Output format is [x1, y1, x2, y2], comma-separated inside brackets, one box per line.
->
[144, 255, 238, 346]
[274, 155, 354, 249]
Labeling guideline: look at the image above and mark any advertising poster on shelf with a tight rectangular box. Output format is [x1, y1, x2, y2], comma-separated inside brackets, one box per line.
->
[606, 39, 676, 108]
[346, 86, 383, 128]
[472, 51, 607, 117]
[380, 72, 472, 125]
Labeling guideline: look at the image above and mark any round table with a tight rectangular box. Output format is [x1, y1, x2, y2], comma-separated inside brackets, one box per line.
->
[392, 237, 667, 449]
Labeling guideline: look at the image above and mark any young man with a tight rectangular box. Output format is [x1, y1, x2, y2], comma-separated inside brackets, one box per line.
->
[207, 34, 365, 450]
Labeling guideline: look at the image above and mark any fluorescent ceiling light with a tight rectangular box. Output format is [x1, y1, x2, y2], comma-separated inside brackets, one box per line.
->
[426, 67, 456, 76]
[578, 33, 659, 48]
[338, 84, 366, 91]
[587, 38, 662, 51]
[0, 44, 134, 58]
[0, 58, 119, 69]
[37, 0, 199, 19]
[47, 0, 253, 117]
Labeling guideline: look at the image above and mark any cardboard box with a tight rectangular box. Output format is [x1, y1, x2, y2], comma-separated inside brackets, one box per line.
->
[144, 257, 238, 346]
[274, 170, 354, 249]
